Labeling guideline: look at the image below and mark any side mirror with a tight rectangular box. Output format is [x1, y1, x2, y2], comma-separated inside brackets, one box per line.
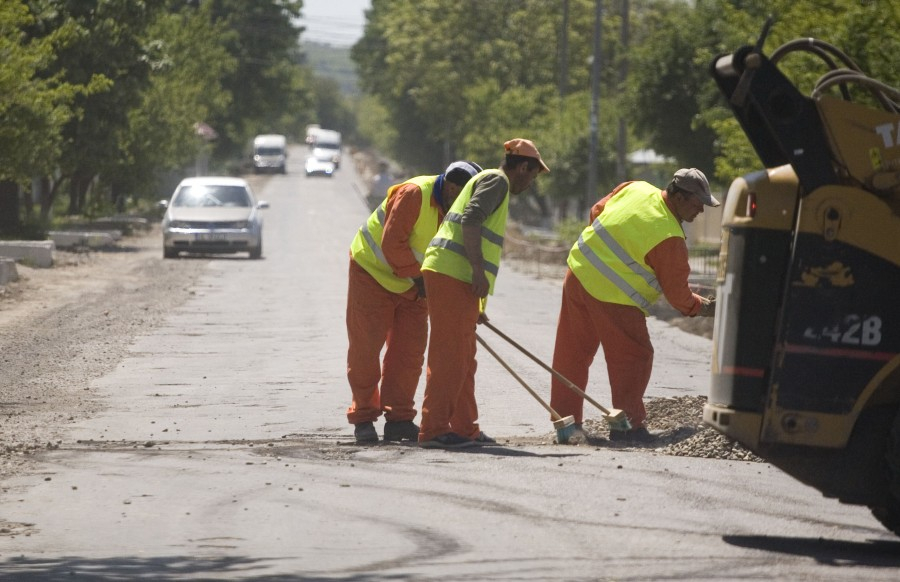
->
[158, 200, 169, 209]
[257, 201, 270, 209]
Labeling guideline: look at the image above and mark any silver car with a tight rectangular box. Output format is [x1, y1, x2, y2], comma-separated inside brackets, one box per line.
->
[160, 177, 269, 259]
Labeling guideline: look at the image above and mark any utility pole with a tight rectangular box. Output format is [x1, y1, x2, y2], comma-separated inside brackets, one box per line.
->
[586, 0, 602, 210]
[616, 0, 629, 183]
[559, 0, 569, 100]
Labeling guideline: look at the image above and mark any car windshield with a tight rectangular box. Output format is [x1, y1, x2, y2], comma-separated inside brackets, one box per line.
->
[173, 185, 251, 208]
[256, 147, 282, 156]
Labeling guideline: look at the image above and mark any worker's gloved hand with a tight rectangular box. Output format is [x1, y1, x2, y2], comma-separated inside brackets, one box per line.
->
[413, 276, 426, 299]
[698, 296, 716, 317]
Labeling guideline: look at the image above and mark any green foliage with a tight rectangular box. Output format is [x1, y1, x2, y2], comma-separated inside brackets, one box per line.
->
[0, 1, 94, 183]
[302, 42, 359, 96]
[204, 0, 313, 158]
[353, 0, 900, 214]
[311, 76, 356, 137]
[555, 217, 589, 245]
[0, 0, 324, 223]
[3, 0, 897, 227]
[120, 2, 235, 199]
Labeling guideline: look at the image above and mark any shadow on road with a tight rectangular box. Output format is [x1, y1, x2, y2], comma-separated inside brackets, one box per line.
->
[0, 555, 381, 581]
[723, 535, 900, 567]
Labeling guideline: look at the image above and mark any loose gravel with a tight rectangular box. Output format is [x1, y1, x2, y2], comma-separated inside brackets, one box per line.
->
[577, 395, 764, 461]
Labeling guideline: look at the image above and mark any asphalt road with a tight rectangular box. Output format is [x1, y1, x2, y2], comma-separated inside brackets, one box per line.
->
[1, 147, 898, 581]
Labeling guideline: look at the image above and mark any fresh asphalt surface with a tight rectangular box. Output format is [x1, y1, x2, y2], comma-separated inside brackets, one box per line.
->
[1, 147, 898, 581]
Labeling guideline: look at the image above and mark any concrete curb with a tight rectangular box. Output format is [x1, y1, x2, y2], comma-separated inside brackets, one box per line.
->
[0, 240, 54, 268]
[48, 230, 120, 249]
[0, 257, 18, 285]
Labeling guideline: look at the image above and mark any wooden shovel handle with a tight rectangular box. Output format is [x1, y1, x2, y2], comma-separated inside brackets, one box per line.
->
[475, 333, 564, 422]
[481, 321, 614, 416]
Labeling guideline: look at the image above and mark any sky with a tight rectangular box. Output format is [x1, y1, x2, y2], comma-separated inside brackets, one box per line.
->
[297, 0, 370, 47]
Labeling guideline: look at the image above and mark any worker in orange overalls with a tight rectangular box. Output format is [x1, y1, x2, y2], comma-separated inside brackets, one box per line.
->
[417, 139, 550, 449]
[550, 168, 718, 443]
[346, 160, 483, 444]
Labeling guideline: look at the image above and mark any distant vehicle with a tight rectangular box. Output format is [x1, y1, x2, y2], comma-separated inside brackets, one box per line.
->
[310, 129, 342, 169]
[305, 156, 335, 177]
[252, 134, 287, 174]
[159, 176, 269, 260]
[305, 124, 321, 145]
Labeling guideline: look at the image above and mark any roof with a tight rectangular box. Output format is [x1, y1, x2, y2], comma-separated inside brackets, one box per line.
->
[177, 176, 251, 188]
[627, 148, 675, 165]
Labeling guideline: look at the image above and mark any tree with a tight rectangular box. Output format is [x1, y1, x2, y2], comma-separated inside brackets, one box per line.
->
[204, 0, 312, 159]
[25, 0, 161, 218]
[0, 0, 101, 230]
[117, 1, 235, 201]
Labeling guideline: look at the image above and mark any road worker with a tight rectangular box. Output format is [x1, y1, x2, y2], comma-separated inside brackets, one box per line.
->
[417, 139, 550, 449]
[346, 160, 483, 444]
[550, 168, 718, 443]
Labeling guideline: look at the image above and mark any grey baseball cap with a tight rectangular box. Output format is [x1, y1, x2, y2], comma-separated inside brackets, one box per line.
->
[672, 168, 720, 207]
[444, 160, 483, 187]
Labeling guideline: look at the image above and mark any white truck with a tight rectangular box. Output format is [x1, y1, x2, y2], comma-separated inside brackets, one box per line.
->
[309, 129, 342, 169]
[252, 134, 287, 174]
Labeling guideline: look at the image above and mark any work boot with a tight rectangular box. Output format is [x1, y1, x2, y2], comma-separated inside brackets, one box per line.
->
[557, 423, 585, 445]
[609, 427, 662, 443]
[354, 421, 378, 444]
[383, 420, 419, 442]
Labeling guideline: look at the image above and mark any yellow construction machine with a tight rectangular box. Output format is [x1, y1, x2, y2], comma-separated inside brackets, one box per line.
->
[704, 22, 900, 536]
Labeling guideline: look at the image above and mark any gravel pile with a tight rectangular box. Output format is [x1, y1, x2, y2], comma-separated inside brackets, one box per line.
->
[581, 395, 764, 462]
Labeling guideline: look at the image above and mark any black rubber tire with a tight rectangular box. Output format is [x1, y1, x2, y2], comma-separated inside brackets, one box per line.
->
[871, 410, 900, 537]
[249, 241, 262, 260]
[163, 247, 178, 259]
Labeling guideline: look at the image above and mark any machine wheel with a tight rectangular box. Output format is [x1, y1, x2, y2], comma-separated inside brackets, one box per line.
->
[249, 241, 262, 260]
[871, 409, 900, 537]
[163, 247, 178, 259]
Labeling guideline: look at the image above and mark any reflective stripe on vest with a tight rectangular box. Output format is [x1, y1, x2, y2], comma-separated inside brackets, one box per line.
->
[349, 175, 439, 293]
[359, 205, 425, 267]
[422, 169, 509, 293]
[568, 181, 683, 313]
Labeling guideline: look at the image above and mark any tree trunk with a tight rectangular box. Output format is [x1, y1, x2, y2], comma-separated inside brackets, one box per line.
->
[67, 175, 91, 216]
[0, 180, 21, 235]
[41, 176, 61, 222]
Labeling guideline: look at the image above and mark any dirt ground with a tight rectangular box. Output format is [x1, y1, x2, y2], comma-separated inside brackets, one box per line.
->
[0, 225, 212, 483]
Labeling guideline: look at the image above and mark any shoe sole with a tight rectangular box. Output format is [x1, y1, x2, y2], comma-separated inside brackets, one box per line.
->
[471, 439, 498, 447]
[383, 435, 417, 442]
[418, 439, 475, 449]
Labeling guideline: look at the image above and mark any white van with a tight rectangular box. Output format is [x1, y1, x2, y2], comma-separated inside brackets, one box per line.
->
[252, 134, 287, 174]
[310, 129, 342, 169]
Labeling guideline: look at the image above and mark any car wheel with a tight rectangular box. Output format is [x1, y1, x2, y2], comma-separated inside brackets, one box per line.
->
[163, 247, 178, 259]
[249, 241, 262, 260]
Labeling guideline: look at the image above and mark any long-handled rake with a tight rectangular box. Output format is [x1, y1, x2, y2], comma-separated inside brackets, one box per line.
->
[475, 333, 578, 443]
[481, 321, 631, 432]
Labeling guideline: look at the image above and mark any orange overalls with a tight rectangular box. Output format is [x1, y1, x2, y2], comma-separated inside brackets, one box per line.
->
[417, 270, 482, 441]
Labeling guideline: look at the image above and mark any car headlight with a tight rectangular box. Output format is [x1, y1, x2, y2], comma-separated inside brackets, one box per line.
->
[233, 221, 250, 229]
[169, 221, 192, 229]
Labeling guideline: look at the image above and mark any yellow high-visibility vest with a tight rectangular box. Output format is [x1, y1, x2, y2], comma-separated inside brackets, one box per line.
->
[568, 181, 684, 314]
[422, 169, 510, 295]
[349, 175, 440, 293]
